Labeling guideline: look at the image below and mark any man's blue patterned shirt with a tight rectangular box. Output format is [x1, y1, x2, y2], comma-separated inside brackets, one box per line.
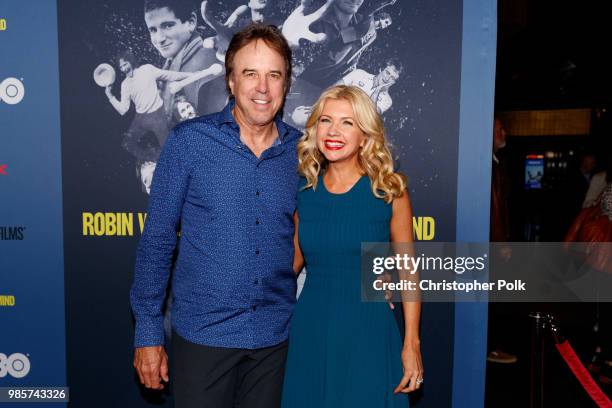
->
[130, 100, 301, 349]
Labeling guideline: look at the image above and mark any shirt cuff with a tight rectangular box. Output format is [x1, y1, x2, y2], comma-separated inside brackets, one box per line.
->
[134, 318, 165, 348]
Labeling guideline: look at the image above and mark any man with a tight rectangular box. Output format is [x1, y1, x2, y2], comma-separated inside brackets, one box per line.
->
[104, 50, 191, 162]
[487, 117, 518, 364]
[338, 58, 402, 114]
[583, 166, 608, 208]
[200, 0, 283, 60]
[374, 11, 392, 30]
[281, 0, 396, 121]
[130, 24, 300, 408]
[144, 0, 227, 124]
[294, 0, 397, 87]
[175, 95, 197, 121]
[490, 117, 509, 243]
[288, 57, 401, 128]
[564, 152, 596, 233]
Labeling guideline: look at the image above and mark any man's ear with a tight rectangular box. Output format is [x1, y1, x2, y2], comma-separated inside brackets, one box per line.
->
[228, 75, 235, 96]
[188, 12, 197, 31]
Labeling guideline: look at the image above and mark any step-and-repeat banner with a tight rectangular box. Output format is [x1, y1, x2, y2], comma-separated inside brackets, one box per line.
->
[0, 1, 66, 408]
[1, 0, 496, 407]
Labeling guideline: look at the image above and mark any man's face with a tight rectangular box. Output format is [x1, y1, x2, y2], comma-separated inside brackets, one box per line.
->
[376, 17, 392, 29]
[177, 101, 197, 120]
[493, 119, 506, 150]
[145, 7, 195, 59]
[119, 59, 133, 76]
[334, 0, 364, 15]
[229, 40, 286, 129]
[581, 155, 596, 173]
[380, 65, 399, 85]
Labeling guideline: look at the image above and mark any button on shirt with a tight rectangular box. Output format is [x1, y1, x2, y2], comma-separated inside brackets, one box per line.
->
[130, 99, 301, 349]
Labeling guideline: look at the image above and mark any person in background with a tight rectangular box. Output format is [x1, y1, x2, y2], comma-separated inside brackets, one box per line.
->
[487, 116, 518, 364]
[288, 57, 403, 128]
[105, 50, 190, 161]
[566, 152, 596, 215]
[594, 179, 612, 384]
[565, 158, 612, 385]
[292, 0, 397, 87]
[490, 117, 510, 243]
[144, 0, 227, 125]
[175, 95, 198, 121]
[583, 155, 610, 208]
[338, 58, 402, 114]
[200, 0, 284, 61]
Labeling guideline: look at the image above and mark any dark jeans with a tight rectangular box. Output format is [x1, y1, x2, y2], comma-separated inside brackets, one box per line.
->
[122, 105, 168, 162]
[172, 332, 288, 408]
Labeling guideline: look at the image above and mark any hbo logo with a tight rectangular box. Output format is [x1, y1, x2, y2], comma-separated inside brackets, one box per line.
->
[0, 353, 31, 378]
[0, 78, 25, 105]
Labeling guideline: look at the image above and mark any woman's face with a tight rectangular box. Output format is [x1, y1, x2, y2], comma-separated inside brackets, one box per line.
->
[315, 98, 366, 166]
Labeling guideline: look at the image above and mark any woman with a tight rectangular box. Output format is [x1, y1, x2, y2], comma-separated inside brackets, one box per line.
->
[282, 85, 423, 407]
[565, 164, 612, 385]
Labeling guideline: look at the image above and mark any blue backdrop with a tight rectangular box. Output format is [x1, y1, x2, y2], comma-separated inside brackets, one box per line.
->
[0, 2, 66, 408]
[0, 0, 496, 406]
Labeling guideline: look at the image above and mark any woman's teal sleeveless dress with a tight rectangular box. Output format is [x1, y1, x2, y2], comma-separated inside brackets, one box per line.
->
[281, 176, 409, 407]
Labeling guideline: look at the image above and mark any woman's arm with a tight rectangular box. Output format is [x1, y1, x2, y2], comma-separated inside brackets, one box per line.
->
[390, 191, 424, 394]
[293, 211, 304, 274]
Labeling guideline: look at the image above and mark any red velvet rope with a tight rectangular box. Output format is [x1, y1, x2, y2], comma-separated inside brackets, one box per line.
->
[555, 340, 612, 407]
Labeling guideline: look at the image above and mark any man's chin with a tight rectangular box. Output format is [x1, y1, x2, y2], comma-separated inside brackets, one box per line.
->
[336, 4, 361, 14]
[248, 113, 276, 127]
[254, 118, 276, 127]
[157, 49, 174, 59]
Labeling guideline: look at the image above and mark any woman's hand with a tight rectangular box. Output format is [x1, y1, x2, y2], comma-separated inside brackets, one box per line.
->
[394, 339, 424, 394]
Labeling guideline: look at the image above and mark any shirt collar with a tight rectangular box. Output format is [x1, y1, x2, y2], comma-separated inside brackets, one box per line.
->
[219, 98, 289, 142]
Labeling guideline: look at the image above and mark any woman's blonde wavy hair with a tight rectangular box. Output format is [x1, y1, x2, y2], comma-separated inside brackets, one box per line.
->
[298, 85, 407, 204]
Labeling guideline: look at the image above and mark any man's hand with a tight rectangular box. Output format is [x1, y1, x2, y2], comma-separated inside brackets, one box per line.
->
[134, 346, 169, 390]
[290, 105, 311, 127]
[200, 1, 232, 53]
[224, 5, 249, 28]
[167, 81, 182, 95]
[281, 0, 333, 48]
[168, 63, 223, 95]
[104, 86, 113, 99]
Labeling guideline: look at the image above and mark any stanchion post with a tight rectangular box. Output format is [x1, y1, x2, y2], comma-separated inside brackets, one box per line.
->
[548, 314, 565, 345]
[529, 312, 546, 408]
